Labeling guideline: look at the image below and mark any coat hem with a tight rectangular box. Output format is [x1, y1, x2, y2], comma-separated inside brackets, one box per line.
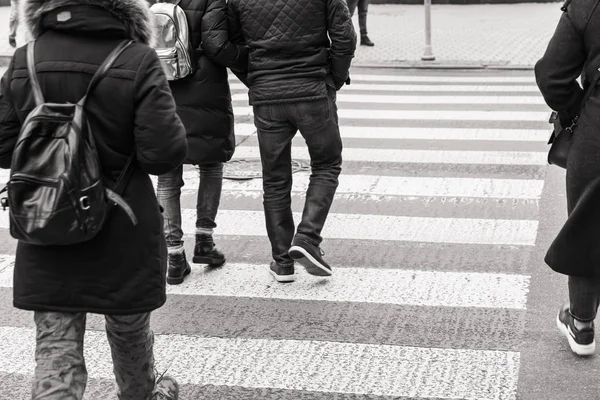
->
[13, 298, 166, 316]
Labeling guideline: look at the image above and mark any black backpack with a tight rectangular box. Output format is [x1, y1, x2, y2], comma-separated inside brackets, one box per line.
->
[0, 40, 138, 246]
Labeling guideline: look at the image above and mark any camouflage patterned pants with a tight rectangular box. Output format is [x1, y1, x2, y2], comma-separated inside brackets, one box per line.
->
[32, 311, 157, 400]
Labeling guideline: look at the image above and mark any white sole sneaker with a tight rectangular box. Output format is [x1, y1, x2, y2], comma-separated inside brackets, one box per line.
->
[269, 269, 296, 283]
[288, 245, 332, 277]
[556, 313, 596, 356]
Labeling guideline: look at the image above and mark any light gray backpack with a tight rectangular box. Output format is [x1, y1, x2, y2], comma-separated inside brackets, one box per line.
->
[150, 0, 194, 80]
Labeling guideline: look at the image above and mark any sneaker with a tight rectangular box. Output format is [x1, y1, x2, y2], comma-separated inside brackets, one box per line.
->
[270, 261, 296, 283]
[556, 304, 596, 356]
[193, 234, 226, 266]
[167, 250, 191, 285]
[8, 36, 16, 48]
[288, 239, 332, 277]
[152, 374, 179, 400]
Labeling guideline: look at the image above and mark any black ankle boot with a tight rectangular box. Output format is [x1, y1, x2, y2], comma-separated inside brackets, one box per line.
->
[360, 35, 374, 47]
[193, 234, 226, 266]
[167, 251, 191, 285]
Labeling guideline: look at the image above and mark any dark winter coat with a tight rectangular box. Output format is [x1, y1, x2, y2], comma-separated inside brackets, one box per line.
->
[166, 0, 247, 164]
[0, 0, 188, 314]
[536, 0, 600, 277]
[227, 0, 357, 105]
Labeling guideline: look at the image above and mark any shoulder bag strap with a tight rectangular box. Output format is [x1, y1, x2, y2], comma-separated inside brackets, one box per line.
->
[77, 40, 134, 107]
[26, 41, 45, 106]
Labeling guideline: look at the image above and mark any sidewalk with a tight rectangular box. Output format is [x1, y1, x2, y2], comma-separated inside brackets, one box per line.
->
[0, 3, 560, 69]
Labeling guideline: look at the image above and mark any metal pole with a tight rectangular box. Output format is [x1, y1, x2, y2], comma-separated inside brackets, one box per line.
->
[422, 0, 436, 61]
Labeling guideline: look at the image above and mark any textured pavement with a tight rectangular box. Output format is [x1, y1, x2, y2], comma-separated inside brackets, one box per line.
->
[0, 3, 561, 68]
[0, 67, 598, 399]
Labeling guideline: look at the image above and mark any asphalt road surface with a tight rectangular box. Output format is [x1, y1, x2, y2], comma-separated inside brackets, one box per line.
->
[0, 67, 595, 400]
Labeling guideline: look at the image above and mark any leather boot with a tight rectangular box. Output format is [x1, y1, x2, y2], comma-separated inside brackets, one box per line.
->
[360, 35, 375, 46]
[193, 234, 226, 266]
[359, 12, 374, 46]
[167, 250, 191, 285]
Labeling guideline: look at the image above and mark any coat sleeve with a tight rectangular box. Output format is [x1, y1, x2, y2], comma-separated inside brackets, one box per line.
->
[0, 58, 21, 170]
[133, 48, 187, 176]
[534, 7, 587, 126]
[201, 0, 248, 72]
[326, 0, 357, 90]
[226, 0, 250, 85]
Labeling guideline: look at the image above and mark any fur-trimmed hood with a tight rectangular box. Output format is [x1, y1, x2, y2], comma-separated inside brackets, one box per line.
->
[21, 0, 156, 45]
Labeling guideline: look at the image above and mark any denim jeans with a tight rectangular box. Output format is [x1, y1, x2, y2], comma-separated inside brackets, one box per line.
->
[9, 0, 18, 39]
[346, 0, 369, 34]
[32, 311, 156, 400]
[157, 163, 223, 247]
[253, 87, 342, 265]
[569, 276, 600, 322]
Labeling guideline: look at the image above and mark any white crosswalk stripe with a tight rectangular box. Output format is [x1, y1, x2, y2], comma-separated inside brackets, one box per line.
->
[0, 70, 547, 399]
[230, 83, 540, 92]
[235, 123, 550, 141]
[232, 93, 547, 104]
[230, 73, 537, 83]
[0, 257, 530, 309]
[0, 326, 519, 399]
[234, 106, 547, 121]
[232, 146, 547, 165]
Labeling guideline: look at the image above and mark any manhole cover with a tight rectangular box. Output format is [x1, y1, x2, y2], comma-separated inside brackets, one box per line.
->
[223, 158, 310, 180]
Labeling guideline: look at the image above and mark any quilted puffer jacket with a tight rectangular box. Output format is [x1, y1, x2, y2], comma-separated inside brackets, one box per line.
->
[227, 0, 357, 105]
[155, 0, 247, 164]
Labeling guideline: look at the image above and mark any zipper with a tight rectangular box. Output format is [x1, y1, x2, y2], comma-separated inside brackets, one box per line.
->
[10, 173, 59, 188]
[26, 115, 73, 124]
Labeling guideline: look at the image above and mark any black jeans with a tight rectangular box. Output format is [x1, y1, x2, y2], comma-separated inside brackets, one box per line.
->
[253, 88, 343, 265]
[156, 163, 223, 247]
[569, 276, 600, 322]
[347, 0, 369, 35]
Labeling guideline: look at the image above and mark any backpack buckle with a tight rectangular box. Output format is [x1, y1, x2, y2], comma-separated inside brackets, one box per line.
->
[79, 196, 91, 210]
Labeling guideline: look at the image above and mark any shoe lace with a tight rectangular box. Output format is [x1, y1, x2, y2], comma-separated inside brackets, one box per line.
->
[152, 364, 172, 400]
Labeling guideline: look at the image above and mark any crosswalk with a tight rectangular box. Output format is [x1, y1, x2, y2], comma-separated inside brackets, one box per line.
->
[0, 69, 549, 399]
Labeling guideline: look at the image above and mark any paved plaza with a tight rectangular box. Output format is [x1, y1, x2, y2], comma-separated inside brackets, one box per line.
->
[0, 3, 561, 68]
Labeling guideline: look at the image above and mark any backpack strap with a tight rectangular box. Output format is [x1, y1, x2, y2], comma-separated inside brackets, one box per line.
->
[26, 41, 45, 106]
[77, 40, 134, 107]
[76, 40, 136, 195]
[113, 150, 137, 196]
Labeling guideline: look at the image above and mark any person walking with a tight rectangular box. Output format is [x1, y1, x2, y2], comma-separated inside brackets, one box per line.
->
[536, 0, 600, 357]
[227, 0, 356, 282]
[8, 0, 19, 47]
[347, 0, 374, 46]
[0, 0, 188, 398]
[155, 0, 248, 285]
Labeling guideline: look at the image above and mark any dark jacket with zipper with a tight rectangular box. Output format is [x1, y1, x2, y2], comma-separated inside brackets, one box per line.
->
[227, 0, 357, 105]
[536, 0, 600, 277]
[165, 0, 247, 164]
[0, 0, 187, 314]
